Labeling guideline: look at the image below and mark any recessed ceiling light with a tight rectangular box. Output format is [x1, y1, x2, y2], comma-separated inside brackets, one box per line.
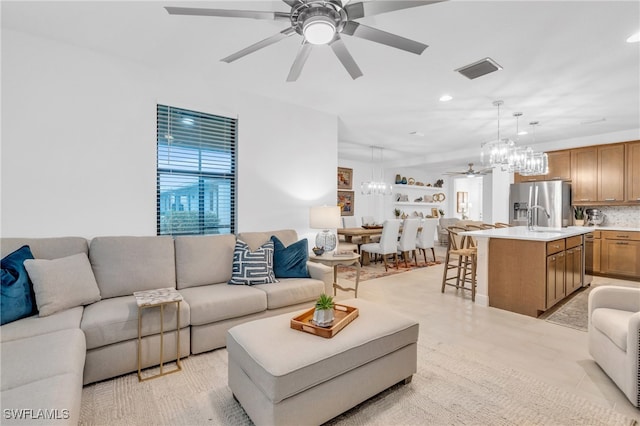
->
[518, 130, 528, 136]
[439, 94, 453, 102]
[409, 131, 425, 137]
[627, 31, 640, 43]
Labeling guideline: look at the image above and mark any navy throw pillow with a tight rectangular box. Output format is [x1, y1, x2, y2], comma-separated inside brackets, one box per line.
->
[271, 236, 311, 279]
[1, 245, 37, 325]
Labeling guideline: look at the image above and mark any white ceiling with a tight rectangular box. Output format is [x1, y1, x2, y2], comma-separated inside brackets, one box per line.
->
[2, 0, 639, 174]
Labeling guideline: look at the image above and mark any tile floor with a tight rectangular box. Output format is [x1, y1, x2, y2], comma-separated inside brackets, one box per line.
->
[333, 244, 640, 422]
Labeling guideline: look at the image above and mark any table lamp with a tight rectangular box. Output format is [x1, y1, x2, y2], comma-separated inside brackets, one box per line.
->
[309, 205, 341, 251]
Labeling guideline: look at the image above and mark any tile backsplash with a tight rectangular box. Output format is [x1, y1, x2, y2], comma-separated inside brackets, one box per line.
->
[583, 205, 640, 228]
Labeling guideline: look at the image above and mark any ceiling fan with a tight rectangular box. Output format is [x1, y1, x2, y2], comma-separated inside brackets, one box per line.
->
[165, 0, 444, 82]
[444, 163, 493, 177]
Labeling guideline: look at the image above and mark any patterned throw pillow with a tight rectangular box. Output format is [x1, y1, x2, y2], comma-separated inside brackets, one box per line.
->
[228, 239, 278, 285]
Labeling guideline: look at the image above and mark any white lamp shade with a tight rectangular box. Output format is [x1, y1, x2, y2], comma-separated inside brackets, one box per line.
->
[309, 206, 341, 229]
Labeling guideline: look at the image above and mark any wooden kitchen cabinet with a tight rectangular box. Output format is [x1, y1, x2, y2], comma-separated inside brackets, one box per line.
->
[514, 150, 571, 182]
[488, 236, 586, 317]
[626, 141, 640, 202]
[585, 231, 601, 274]
[571, 147, 598, 203]
[600, 231, 640, 279]
[546, 250, 566, 308]
[598, 143, 625, 202]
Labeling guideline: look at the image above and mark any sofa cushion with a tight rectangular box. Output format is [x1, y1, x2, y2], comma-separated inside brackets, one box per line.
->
[1, 372, 83, 425]
[271, 236, 311, 279]
[237, 230, 299, 251]
[1, 237, 88, 260]
[80, 295, 190, 350]
[1, 246, 37, 325]
[179, 284, 267, 325]
[174, 234, 236, 289]
[0, 328, 86, 392]
[253, 278, 324, 310]
[0, 306, 84, 343]
[591, 307, 633, 351]
[228, 240, 277, 286]
[24, 253, 101, 317]
[89, 236, 176, 298]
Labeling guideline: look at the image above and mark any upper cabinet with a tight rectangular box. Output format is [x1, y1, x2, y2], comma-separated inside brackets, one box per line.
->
[571, 147, 598, 202]
[515, 140, 639, 206]
[597, 143, 625, 202]
[514, 150, 571, 183]
[627, 141, 640, 202]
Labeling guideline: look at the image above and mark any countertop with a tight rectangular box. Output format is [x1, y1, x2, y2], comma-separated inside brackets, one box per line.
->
[462, 226, 594, 242]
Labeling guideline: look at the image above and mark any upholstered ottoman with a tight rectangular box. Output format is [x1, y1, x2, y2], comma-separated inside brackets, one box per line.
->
[227, 298, 418, 426]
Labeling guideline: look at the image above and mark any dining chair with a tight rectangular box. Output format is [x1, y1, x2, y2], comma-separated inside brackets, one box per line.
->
[361, 216, 375, 226]
[342, 217, 358, 228]
[441, 226, 477, 301]
[360, 219, 401, 271]
[397, 218, 420, 267]
[416, 218, 438, 263]
[494, 222, 511, 228]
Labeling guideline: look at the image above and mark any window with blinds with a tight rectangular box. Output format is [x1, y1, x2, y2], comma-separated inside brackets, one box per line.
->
[157, 104, 236, 236]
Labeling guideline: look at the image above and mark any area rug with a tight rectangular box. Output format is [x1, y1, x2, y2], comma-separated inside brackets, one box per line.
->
[79, 340, 637, 426]
[337, 258, 441, 282]
[543, 281, 640, 332]
[543, 286, 592, 331]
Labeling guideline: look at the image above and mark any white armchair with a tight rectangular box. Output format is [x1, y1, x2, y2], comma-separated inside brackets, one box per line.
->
[588, 285, 640, 407]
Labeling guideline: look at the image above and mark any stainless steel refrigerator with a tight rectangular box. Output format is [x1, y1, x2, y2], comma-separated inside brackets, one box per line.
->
[509, 181, 572, 228]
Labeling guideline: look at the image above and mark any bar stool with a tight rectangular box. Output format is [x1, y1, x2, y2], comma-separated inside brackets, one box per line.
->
[441, 226, 477, 301]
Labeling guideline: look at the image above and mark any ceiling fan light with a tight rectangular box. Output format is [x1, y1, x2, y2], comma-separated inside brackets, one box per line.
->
[303, 16, 336, 45]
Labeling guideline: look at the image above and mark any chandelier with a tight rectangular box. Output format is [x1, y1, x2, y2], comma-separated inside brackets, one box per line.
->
[480, 100, 548, 176]
[361, 146, 393, 196]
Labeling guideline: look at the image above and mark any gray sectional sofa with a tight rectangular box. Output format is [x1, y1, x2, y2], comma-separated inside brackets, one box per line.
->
[0, 230, 331, 424]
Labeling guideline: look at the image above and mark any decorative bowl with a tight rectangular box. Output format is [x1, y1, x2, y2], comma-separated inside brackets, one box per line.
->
[312, 247, 325, 256]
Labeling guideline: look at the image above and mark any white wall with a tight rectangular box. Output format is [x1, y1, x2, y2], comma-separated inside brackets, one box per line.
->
[1, 29, 337, 239]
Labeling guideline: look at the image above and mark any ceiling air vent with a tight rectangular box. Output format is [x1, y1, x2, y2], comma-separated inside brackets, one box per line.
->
[455, 57, 503, 80]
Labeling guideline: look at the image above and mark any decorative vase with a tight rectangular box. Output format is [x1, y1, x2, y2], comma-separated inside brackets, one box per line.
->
[313, 308, 334, 327]
[401, 177, 407, 184]
[395, 174, 402, 184]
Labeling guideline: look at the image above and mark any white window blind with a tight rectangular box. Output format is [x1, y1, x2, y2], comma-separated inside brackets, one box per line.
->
[157, 104, 237, 236]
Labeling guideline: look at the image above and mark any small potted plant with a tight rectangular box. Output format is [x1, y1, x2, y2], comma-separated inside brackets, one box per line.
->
[313, 293, 335, 327]
[394, 208, 401, 218]
[574, 206, 585, 226]
[438, 209, 445, 217]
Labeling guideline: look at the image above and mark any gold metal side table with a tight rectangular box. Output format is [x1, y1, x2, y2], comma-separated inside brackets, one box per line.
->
[133, 287, 183, 382]
[309, 252, 361, 297]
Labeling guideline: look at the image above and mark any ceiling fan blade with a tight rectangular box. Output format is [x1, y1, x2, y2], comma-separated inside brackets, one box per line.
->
[164, 7, 290, 21]
[280, 0, 298, 6]
[345, 1, 445, 20]
[221, 27, 297, 63]
[342, 21, 427, 55]
[329, 36, 363, 80]
[286, 42, 313, 82]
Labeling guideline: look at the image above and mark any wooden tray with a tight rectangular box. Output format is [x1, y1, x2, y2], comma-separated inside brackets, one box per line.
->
[362, 225, 383, 229]
[290, 304, 359, 338]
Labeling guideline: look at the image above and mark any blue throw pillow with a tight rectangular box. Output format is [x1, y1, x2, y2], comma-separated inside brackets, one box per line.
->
[1, 245, 37, 325]
[228, 240, 278, 285]
[271, 236, 311, 279]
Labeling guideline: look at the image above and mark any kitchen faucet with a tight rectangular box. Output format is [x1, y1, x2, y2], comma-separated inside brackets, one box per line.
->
[527, 205, 550, 230]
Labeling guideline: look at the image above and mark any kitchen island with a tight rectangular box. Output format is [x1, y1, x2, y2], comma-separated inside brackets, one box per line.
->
[462, 226, 593, 317]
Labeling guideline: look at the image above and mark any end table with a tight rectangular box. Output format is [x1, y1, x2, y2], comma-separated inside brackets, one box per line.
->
[309, 252, 361, 297]
[133, 287, 183, 382]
